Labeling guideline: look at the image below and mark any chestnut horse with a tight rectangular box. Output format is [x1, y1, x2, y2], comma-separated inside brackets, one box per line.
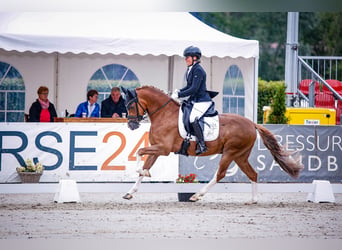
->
[121, 86, 303, 202]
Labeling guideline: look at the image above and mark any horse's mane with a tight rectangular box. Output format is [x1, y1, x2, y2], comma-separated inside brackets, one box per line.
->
[136, 85, 180, 106]
[137, 85, 167, 95]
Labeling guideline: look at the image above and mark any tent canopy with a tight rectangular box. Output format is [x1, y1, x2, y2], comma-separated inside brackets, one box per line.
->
[0, 12, 258, 58]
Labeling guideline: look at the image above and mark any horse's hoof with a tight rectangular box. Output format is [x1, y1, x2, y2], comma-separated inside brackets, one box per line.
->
[123, 193, 133, 200]
[189, 195, 199, 202]
[244, 201, 257, 205]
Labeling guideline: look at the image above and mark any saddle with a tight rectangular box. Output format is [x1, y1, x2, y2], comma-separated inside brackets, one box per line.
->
[178, 100, 219, 142]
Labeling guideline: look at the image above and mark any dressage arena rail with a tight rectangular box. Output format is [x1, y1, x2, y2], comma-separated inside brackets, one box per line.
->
[1, 182, 342, 194]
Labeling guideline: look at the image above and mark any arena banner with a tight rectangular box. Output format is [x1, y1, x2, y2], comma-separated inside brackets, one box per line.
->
[0, 123, 178, 183]
[179, 125, 342, 183]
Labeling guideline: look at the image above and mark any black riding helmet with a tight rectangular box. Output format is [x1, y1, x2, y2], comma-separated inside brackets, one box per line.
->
[183, 46, 201, 60]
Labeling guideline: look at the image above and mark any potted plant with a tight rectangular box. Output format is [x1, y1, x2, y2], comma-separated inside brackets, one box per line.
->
[176, 173, 198, 202]
[16, 159, 44, 183]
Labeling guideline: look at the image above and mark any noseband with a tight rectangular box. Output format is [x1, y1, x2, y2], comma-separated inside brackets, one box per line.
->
[126, 96, 146, 122]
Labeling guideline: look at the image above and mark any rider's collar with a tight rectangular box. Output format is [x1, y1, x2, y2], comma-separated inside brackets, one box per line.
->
[187, 65, 193, 75]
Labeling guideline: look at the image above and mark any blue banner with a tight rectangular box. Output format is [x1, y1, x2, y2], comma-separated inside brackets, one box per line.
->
[179, 125, 342, 183]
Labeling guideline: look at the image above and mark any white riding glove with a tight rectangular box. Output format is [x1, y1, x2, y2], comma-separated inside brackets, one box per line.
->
[171, 89, 179, 100]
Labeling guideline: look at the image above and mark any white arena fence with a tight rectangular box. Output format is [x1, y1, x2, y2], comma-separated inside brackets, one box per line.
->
[0, 122, 341, 194]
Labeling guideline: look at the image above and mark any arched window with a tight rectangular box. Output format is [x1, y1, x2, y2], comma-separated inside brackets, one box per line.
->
[0, 61, 25, 122]
[222, 65, 245, 116]
[88, 63, 140, 103]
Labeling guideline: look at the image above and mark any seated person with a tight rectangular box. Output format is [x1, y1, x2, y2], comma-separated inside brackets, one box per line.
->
[28, 86, 57, 122]
[101, 87, 127, 118]
[75, 89, 100, 117]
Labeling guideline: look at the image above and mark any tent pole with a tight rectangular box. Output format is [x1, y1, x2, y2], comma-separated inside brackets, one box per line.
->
[167, 56, 175, 94]
[253, 56, 259, 123]
[285, 12, 299, 106]
[54, 52, 59, 114]
[209, 57, 213, 90]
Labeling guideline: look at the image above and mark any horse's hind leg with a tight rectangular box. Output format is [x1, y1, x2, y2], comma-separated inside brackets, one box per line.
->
[190, 153, 234, 202]
[189, 170, 219, 202]
[234, 153, 258, 204]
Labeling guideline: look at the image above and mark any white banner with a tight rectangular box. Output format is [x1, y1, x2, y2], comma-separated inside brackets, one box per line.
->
[0, 122, 178, 183]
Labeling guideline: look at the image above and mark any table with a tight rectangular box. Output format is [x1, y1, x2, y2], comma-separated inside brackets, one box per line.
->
[54, 117, 127, 123]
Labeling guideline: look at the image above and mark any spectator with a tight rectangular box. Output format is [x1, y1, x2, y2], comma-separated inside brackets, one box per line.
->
[75, 89, 100, 117]
[101, 87, 127, 118]
[28, 86, 57, 122]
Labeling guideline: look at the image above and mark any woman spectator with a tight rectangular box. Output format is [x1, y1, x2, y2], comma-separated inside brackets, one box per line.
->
[28, 86, 57, 122]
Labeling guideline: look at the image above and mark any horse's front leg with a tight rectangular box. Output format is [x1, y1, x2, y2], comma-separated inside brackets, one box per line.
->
[122, 154, 144, 200]
[136, 153, 159, 178]
[122, 148, 160, 200]
[135, 145, 166, 177]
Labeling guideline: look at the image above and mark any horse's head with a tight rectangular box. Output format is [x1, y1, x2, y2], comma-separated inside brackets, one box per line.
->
[121, 87, 147, 130]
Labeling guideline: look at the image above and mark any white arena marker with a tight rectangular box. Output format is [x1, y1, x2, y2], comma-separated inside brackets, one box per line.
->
[307, 180, 335, 203]
[54, 179, 81, 203]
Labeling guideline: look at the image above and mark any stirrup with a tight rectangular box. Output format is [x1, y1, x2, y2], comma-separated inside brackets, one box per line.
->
[195, 142, 207, 155]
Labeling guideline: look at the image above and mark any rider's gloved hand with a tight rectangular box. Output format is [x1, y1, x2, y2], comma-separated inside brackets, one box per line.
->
[171, 89, 179, 100]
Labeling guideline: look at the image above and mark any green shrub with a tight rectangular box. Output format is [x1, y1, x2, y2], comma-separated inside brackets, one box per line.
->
[258, 78, 288, 124]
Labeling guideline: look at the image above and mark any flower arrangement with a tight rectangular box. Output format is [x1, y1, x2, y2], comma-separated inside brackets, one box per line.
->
[16, 158, 44, 173]
[176, 173, 198, 183]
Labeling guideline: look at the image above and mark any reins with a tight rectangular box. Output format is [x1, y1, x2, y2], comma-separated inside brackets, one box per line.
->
[126, 92, 172, 121]
[126, 97, 146, 121]
[148, 98, 172, 117]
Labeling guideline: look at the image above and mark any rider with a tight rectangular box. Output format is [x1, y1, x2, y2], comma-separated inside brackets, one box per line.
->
[172, 46, 213, 155]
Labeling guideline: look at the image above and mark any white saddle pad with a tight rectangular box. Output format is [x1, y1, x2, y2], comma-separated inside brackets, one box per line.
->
[178, 107, 219, 142]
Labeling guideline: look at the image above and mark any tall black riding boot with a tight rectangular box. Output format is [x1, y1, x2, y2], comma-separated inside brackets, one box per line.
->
[175, 137, 190, 156]
[191, 118, 207, 155]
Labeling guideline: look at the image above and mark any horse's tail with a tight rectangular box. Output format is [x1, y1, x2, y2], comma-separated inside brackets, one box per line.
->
[255, 124, 303, 179]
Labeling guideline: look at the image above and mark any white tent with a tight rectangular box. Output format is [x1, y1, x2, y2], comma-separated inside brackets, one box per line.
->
[0, 12, 259, 121]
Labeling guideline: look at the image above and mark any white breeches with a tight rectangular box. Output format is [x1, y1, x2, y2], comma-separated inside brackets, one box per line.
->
[189, 101, 212, 122]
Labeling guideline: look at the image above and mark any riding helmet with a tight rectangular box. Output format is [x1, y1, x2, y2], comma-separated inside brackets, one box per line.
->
[183, 46, 201, 59]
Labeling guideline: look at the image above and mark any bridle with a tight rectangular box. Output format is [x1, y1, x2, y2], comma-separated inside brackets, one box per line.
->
[126, 95, 146, 122]
[126, 91, 172, 122]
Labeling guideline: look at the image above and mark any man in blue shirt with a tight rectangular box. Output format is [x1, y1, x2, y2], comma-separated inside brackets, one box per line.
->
[75, 89, 100, 117]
